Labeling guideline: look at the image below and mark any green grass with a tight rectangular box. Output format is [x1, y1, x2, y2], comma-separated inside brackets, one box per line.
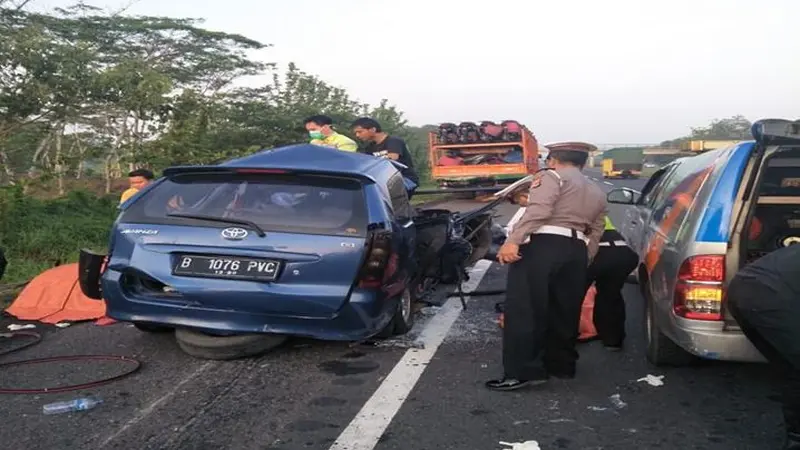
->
[0, 186, 118, 289]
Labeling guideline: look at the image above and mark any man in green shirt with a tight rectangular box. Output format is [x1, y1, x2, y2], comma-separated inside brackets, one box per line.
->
[583, 215, 638, 351]
[303, 115, 358, 152]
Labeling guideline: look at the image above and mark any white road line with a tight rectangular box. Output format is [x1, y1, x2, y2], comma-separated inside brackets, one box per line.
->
[328, 259, 494, 450]
[603, 181, 613, 186]
[591, 177, 598, 181]
[99, 362, 215, 447]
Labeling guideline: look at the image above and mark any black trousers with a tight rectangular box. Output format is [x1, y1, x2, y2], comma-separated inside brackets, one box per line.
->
[584, 242, 638, 346]
[727, 276, 800, 434]
[503, 234, 588, 380]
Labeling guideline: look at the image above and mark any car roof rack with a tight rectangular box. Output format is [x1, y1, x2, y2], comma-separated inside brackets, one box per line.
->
[751, 119, 800, 146]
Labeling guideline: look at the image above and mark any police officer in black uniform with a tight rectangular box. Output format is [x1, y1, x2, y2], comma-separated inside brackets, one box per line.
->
[487, 147, 607, 391]
[727, 244, 800, 449]
[583, 215, 638, 351]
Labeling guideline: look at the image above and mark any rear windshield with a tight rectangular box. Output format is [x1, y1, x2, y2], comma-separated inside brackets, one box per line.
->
[121, 173, 368, 236]
[758, 146, 800, 197]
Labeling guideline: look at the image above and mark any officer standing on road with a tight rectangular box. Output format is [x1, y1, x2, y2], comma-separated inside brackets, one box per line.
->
[726, 244, 800, 449]
[583, 215, 638, 351]
[487, 147, 607, 391]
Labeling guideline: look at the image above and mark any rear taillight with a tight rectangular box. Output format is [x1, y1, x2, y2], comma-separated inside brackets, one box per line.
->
[357, 231, 397, 289]
[673, 255, 725, 321]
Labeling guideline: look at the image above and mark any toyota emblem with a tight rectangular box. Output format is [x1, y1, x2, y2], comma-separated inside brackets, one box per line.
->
[221, 227, 249, 240]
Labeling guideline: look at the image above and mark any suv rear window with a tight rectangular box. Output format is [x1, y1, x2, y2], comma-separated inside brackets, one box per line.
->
[757, 146, 800, 197]
[121, 173, 368, 236]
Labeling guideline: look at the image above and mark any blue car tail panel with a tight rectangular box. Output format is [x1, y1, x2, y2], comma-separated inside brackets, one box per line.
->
[109, 172, 373, 319]
[695, 141, 756, 243]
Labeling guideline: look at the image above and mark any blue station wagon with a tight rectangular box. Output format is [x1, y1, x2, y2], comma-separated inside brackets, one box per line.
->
[79, 145, 428, 359]
[607, 119, 800, 366]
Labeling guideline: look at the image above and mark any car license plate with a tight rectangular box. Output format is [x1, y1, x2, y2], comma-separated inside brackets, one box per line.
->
[172, 254, 281, 282]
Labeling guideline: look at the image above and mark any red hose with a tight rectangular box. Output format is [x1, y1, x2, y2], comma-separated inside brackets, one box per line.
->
[0, 354, 141, 394]
[0, 331, 142, 394]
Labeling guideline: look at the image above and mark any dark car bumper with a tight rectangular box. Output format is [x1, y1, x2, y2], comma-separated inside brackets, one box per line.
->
[99, 273, 398, 341]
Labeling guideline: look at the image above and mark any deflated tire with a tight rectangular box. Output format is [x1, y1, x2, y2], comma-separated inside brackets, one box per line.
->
[174, 328, 288, 360]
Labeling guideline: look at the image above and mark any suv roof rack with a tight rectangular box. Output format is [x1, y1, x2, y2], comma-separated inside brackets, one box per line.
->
[751, 118, 800, 146]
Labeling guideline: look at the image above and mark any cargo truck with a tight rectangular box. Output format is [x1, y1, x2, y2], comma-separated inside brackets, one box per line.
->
[428, 120, 539, 189]
[602, 147, 644, 179]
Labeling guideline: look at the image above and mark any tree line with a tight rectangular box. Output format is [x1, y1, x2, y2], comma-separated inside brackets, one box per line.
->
[659, 115, 753, 148]
[0, 1, 433, 197]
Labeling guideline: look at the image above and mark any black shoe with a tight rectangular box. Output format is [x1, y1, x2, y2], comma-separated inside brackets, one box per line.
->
[485, 377, 546, 391]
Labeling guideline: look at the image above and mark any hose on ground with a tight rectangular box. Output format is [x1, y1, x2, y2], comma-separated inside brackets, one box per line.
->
[0, 330, 142, 394]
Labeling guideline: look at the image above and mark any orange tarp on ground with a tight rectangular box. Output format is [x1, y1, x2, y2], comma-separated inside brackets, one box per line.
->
[4, 263, 115, 325]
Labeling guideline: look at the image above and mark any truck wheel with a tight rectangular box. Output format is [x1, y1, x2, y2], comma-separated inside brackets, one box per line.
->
[134, 322, 173, 333]
[377, 287, 415, 338]
[175, 328, 287, 360]
[645, 293, 695, 367]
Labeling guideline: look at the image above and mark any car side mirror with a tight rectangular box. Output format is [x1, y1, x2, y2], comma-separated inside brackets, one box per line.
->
[607, 188, 639, 205]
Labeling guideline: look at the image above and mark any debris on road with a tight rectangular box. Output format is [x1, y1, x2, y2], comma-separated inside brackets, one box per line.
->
[419, 306, 441, 316]
[42, 396, 103, 415]
[609, 393, 628, 409]
[637, 374, 665, 387]
[7, 324, 35, 331]
[54, 322, 71, 328]
[499, 440, 541, 450]
[587, 406, 608, 412]
[364, 337, 425, 350]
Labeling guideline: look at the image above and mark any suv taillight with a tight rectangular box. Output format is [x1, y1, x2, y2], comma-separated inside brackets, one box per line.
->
[357, 231, 397, 289]
[673, 255, 725, 321]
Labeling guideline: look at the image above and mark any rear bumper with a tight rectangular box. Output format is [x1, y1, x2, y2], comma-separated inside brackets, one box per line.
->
[667, 317, 767, 363]
[99, 275, 398, 342]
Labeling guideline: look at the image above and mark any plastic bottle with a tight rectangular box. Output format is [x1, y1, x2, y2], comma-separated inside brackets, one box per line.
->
[42, 397, 103, 415]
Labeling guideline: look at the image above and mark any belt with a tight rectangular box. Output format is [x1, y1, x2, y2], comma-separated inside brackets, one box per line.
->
[533, 225, 587, 242]
[599, 240, 628, 247]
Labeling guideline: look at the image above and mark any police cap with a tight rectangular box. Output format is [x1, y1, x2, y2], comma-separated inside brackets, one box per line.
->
[545, 142, 597, 167]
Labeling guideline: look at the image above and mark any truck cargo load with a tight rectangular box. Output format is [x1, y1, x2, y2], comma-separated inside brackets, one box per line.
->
[602, 147, 644, 179]
[429, 120, 539, 189]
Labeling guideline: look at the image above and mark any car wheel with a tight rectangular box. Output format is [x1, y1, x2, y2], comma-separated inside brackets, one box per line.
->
[134, 322, 173, 333]
[392, 287, 415, 335]
[377, 287, 416, 338]
[645, 293, 695, 367]
[174, 328, 287, 360]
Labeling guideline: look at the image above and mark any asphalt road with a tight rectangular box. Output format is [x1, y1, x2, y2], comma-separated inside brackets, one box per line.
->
[0, 167, 781, 450]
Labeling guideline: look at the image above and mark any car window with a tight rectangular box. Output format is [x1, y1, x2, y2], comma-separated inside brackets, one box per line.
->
[650, 150, 722, 241]
[121, 173, 368, 237]
[387, 172, 413, 219]
[757, 146, 800, 197]
[639, 165, 674, 208]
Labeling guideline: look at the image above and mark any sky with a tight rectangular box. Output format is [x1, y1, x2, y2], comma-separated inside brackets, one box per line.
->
[32, 0, 800, 144]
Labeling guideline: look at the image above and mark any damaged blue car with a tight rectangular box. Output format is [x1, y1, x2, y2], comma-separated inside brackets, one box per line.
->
[79, 144, 500, 359]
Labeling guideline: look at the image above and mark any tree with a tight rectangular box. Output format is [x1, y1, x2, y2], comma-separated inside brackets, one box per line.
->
[660, 115, 753, 147]
[0, 3, 422, 195]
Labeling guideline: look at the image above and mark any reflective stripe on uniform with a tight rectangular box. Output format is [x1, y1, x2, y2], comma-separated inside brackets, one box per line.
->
[604, 216, 616, 231]
[598, 240, 627, 247]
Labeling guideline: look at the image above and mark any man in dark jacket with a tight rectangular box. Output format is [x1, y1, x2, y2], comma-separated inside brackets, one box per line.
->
[727, 244, 800, 449]
[350, 118, 420, 197]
